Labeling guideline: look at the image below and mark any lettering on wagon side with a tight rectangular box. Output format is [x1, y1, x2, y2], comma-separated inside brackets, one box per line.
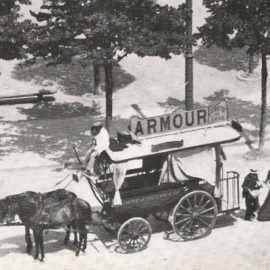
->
[121, 190, 180, 206]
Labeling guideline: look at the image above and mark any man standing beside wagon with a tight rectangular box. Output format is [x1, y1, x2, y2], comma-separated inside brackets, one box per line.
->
[242, 169, 262, 221]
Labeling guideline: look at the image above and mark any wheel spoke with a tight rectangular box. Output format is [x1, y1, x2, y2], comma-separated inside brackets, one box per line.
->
[175, 217, 191, 225]
[175, 213, 191, 217]
[179, 205, 193, 215]
[120, 240, 128, 246]
[126, 238, 133, 247]
[129, 222, 136, 232]
[193, 193, 197, 206]
[179, 219, 192, 231]
[120, 234, 131, 242]
[198, 207, 215, 215]
[134, 222, 143, 234]
[127, 239, 134, 249]
[198, 194, 205, 205]
[186, 220, 194, 231]
[137, 226, 149, 235]
[121, 230, 133, 237]
[200, 199, 210, 208]
[197, 216, 210, 227]
[186, 198, 192, 208]
[135, 239, 143, 249]
[131, 239, 136, 247]
[139, 235, 147, 244]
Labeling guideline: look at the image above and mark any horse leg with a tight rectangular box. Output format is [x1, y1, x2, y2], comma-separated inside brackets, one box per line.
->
[73, 225, 78, 246]
[75, 232, 83, 256]
[82, 225, 87, 252]
[33, 229, 40, 260]
[25, 225, 33, 254]
[75, 222, 84, 256]
[69, 221, 78, 245]
[64, 224, 71, 245]
[39, 229, 45, 262]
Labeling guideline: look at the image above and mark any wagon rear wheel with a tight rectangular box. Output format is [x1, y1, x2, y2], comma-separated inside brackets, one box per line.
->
[117, 217, 152, 252]
[172, 190, 217, 240]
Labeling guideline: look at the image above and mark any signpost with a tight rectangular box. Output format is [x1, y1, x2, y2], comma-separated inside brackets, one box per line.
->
[130, 101, 228, 137]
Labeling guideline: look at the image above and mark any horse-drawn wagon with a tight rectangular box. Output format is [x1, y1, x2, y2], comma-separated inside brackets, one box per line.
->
[73, 101, 242, 252]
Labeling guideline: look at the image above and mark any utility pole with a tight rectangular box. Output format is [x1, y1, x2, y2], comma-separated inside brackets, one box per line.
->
[185, 0, 194, 110]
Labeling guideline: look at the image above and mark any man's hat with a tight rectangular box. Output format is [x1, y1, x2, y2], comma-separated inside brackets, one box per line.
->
[91, 121, 102, 132]
[92, 121, 102, 127]
[250, 169, 258, 173]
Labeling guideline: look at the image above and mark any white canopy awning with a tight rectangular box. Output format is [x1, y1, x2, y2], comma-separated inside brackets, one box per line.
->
[106, 121, 241, 163]
[158, 146, 216, 186]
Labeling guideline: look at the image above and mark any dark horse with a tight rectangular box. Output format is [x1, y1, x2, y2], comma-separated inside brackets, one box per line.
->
[0, 189, 79, 255]
[7, 192, 92, 261]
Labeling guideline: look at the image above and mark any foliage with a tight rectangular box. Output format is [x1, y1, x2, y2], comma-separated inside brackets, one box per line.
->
[198, 0, 270, 150]
[197, 0, 270, 55]
[0, 0, 32, 60]
[0, 0, 31, 16]
[28, 0, 188, 65]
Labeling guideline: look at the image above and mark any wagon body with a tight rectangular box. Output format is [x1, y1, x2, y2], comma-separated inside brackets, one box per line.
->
[112, 181, 198, 218]
[97, 169, 239, 220]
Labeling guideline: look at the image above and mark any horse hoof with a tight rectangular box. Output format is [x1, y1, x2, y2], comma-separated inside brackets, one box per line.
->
[40, 259, 44, 263]
[26, 246, 32, 254]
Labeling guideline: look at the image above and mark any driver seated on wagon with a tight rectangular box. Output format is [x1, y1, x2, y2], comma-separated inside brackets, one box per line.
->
[83, 122, 110, 177]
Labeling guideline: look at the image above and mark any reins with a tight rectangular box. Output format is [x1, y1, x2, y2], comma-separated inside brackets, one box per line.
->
[80, 172, 106, 206]
[53, 173, 72, 187]
[62, 178, 75, 189]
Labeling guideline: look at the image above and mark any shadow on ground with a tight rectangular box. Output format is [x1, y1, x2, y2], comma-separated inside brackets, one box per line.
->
[194, 45, 259, 72]
[231, 209, 246, 220]
[0, 211, 242, 258]
[0, 230, 77, 258]
[0, 216, 172, 257]
[163, 213, 237, 243]
[0, 98, 129, 164]
[12, 59, 135, 96]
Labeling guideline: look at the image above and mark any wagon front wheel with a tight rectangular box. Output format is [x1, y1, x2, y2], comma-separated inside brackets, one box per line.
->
[172, 190, 217, 240]
[117, 217, 152, 252]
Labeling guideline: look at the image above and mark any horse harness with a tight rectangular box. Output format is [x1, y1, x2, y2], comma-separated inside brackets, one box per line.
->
[35, 195, 76, 227]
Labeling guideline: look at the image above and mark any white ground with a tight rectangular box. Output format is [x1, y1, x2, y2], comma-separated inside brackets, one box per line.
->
[1, 1, 270, 270]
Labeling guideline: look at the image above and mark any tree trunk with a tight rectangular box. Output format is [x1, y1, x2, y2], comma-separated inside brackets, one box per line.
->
[104, 62, 113, 131]
[185, 0, 194, 111]
[248, 51, 256, 74]
[93, 64, 100, 95]
[259, 54, 268, 151]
